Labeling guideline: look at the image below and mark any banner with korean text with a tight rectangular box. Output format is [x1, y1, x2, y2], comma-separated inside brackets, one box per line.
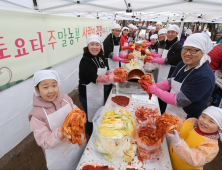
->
[0, 10, 112, 91]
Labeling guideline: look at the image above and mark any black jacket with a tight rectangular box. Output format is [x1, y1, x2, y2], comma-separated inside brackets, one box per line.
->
[164, 37, 182, 78]
[78, 52, 106, 99]
[157, 40, 166, 49]
[149, 41, 159, 53]
[164, 37, 182, 66]
[103, 33, 121, 70]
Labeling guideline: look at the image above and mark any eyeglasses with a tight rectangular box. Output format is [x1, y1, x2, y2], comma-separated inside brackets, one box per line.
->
[181, 47, 201, 54]
[114, 29, 121, 33]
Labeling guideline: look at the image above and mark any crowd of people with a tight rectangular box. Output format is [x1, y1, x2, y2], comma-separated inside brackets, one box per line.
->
[28, 21, 222, 170]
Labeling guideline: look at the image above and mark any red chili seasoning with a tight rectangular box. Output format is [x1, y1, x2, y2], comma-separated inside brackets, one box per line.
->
[111, 96, 130, 107]
[81, 165, 114, 170]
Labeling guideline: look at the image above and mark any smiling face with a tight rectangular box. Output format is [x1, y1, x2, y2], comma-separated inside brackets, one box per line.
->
[151, 29, 155, 34]
[35, 79, 59, 102]
[181, 46, 203, 70]
[167, 30, 178, 41]
[158, 33, 167, 41]
[123, 29, 129, 36]
[156, 24, 162, 31]
[197, 113, 220, 134]
[150, 38, 157, 45]
[88, 41, 102, 56]
[112, 28, 121, 38]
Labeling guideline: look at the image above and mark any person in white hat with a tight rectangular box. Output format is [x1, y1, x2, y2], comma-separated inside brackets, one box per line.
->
[167, 106, 221, 169]
[120, 27, 131, 54]
[155, 21, 162, 33]
[29, 70, 85, 170]
[149, 34, 159, 53]
[181, 29, 193, 45]
[146, 25, 152, 40]
[148, 27, 156, 41]
[79, 35, 125, 137]
[128, 24, 135, 44]
[141, 33, 215, 119]
[157, 28, 167, 55]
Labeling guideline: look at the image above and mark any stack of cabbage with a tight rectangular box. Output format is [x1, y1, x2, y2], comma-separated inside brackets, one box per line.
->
[95, 108, 137, 163]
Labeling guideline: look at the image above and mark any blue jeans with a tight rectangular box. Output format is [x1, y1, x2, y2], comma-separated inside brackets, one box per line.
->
[78, 94, 93, 137]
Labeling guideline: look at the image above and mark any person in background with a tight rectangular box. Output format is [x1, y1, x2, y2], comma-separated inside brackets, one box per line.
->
[208, 43, 222, 78]
[28, 70, 85, 170]
[157, 28, 167, 55]
[216, 35, 222, 44]
[149, 34, 159, 53]
[79, 35, 124, 137]
[148, 27, 156, 41]
[148, 25, 183, 83]
[133, 25, 138, 41]
[127, 24, 135, 44]
[202, 28, 211, 38]
[103, 23, 129, 71]
[120, 27, 131, 55]
[155, 21, 162, 34]
[141, 33, 215, 118]
[181, 29, 193, 45]
[167, 106, 221, 170]
[146, 25, 152, 40]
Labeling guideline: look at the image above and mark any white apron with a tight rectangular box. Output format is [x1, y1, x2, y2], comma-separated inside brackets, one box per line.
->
[120, 42, 129, 55]
[165, 65, 195, 118]
[157, 41, 178, 83]
[108, 35, 120, 70]
[86, 63, 107, 122]
[150, 49, 156, 53]
[43, 99, 85, 170]
[157, 48, 164, 55]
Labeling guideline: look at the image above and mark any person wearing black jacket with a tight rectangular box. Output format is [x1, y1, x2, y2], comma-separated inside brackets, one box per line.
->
[103, 23, 129, 102]
[149, 34, 159, 53]
[148, 25, 182, 82]
[157, 28, 167, 55]
[147, 25, 182, 114]
[78, 35, 122, 137]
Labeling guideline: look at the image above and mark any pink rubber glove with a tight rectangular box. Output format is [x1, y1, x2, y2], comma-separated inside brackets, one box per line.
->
[145, 42, 151, 47]
[143, 82, 176, 105]
[166, 129, 181, 147]
[112, 54, 129, 63]
[153, 53, 162, 58]
[156, 80, 171, 91]
[148, 57, 165, 65]
[119, 53, 127, 59]
[97, 74, 122, 84]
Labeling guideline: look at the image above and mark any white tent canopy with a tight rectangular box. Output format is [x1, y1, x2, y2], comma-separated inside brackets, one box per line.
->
[0, 0, 222, 23]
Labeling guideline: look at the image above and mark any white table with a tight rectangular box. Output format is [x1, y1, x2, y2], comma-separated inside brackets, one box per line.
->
[76, 87, 172, 170]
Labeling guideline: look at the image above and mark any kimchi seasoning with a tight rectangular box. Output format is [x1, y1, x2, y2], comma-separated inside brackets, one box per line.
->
[111, 95, 130, 107]
[81, 165, 114, 170]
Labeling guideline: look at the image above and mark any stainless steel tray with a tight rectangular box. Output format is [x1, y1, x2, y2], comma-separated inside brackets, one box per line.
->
[116, 81, 147, 94]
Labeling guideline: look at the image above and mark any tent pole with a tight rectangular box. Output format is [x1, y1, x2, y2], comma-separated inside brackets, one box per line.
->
[179, 19, 184, 40]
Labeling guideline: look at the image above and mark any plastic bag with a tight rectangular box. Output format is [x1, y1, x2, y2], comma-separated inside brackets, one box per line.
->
[143, 62, 157, 72]
[135, 125, 162, 161]
[133, 104, 159, 128]
[92, 106, 137, 168]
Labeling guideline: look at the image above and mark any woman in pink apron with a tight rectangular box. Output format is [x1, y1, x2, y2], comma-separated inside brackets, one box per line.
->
[28, 70, 85, 170]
